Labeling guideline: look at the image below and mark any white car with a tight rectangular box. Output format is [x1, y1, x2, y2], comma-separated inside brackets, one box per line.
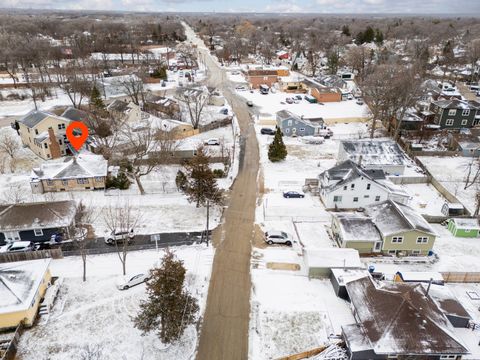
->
[116, 273, 150, 290]
[105, 229, 135, 245]
[0, 241, 37, 253]
[264, 231, 293, 246]
[204, 138, 220, 146]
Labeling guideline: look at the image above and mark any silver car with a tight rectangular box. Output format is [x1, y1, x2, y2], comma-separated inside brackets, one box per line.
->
[264, 231, 293, 246]
[116, 273, 150, 290]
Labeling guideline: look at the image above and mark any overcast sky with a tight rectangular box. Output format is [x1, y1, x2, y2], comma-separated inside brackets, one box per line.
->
[2, 0, 480, 14]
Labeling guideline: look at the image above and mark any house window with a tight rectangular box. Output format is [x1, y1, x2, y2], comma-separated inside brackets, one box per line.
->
[353, 197, 359, 202]
[77, 178, 89, 184]
[44, 143, 48, 149]
[288, 120, 292, 126]
[462, 109, 470, 116]
[4, 231, 20, 241]
[333, 196, 342, 202]
[412, 250, 421, 255]
[34, 229, 43, 236]
[299, 128, 305, 132]
[343, 186, 347, 190]
[367, 184, 371, 190]
[448, 109, 456, 116]
[440, 356, 457, 360]
[58, 123, 66, 130]
[35, 129, 39, 135]
[94, 177, 103, 182]
[446, 119, 454, 126]
[59, 140, 63, 145]
[375, 196, 381, 201]
[46, 180, 54, 186]
[62, 179, 68, 185]
[461, 119, 468, 126]
[351, 184, 355, 189]
[364, 195, 369, 198]
[285, 128, 290, 134]
[416, 236, 428, 244]
[374, 242, 382, 251]
[388, 250, 397, 255]
[392, 236, 404, 243]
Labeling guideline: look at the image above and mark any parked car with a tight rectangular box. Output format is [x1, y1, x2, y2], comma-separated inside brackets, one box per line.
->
[285, 97, 293, 104]
[283, 191, 305, 198]
[0, 241, 37, 253]
[204, 138, 220, 146]
[260, 128, 275, 135]
[220, 108, 229, 115]
[477, 91, 480, 97]
[246, 100, 254, 107]
[318, 128, 333, 138]
[295, 95, 303, 100]
[264, 231, 293, 246]
[116, 273, 150, 290]
[235, 85, 247, 91]
[105, 229, 135, 245]
[356, 99, 364, 105]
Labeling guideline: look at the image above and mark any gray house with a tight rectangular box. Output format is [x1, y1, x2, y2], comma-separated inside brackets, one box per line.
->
[0, 201, 77, 245]
[276, 110, 324, 137]
[430, 99, 480, 129]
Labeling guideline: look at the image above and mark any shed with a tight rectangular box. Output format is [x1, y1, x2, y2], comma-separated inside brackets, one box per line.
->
[305, 248, 362, 278]
[442, 202, 465, 217]
[447, 218, 480, 238]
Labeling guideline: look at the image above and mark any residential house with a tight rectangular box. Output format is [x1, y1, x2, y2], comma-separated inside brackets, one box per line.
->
[107, 100, 143, 124]
[30, 153, 108, 194]
[331, 213, 383, 254]
[318, 160, 410, 209]
[246, 69, 278, 89]
[144, 93, 180, 118]
[366, 200, 437, 256]
[394, 108, 424, 131]
[61, 107, 90, 123]
[17, 110, 71, 160]
[279, 76, 307, 93]
[276, 110, 325, 137]
[0, 259, 52, 330]
[448, 131, 480, 157]
[447, 218, 480, 238]
[316, 74, 348, 90]
[430, 99, 480, 129]
[303, 79, 341, 103]
[338, 139, 410, 175]
[342, 276, 469, 360]
[0, 200, 77, 245]
[151, 117, 197, 139]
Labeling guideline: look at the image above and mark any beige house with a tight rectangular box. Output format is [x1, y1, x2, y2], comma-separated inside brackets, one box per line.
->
[17, 110, 71, 160]
[107, 100, 143, 124]
[30, 153, 108, 194]
[332, 200, 437, 256]
[0, 259, 52, 330]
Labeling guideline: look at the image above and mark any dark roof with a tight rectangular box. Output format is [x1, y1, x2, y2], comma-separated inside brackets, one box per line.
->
[366, 200, 436, 236]
[340, 139, 408, 167]
[0, 201, 77, 231]
[344, 277, 468, 356]
[247, 69, 278, 76]
[61, 107, 90, 122]
[433, 99, 480, 110]
[320, 160, 386, 192]
[18, 110, 52, 128]
[107, 99, 129, 113]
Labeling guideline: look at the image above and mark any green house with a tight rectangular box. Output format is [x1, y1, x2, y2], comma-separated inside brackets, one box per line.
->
[447, 218, 480, 238]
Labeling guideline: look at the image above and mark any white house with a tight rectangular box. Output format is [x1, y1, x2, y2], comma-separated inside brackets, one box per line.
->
[107, 100, 144, 124]
[319, 160, 410, 209]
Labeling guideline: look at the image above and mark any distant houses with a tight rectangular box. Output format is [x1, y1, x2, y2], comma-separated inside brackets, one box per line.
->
[30, 153, 108, 194]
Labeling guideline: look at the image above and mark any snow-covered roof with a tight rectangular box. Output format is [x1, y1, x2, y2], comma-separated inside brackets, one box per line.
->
[366, 200, 436, 236]
[276, 110, 324, 129]
[0, 200, 77, 232]
[31, 153, 108, 180]
[305, 248, 362, 269]
[0, 259, 51, 315]
[433, 99, 480, 110]
[396, 271, 444, 283]
[426, 284, 471, 320]
[18, 110, 70, 129]
[344, 277, 468, 356]
[450, 218, 480, 230]
[331, 268, 370, 286]
[340, 139, 409, 167]
[333, 213, 381, 242]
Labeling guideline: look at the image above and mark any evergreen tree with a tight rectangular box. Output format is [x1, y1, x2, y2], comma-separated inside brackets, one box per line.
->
[268, 128, 287, 162]
[363, 26, 375, 43]
[90, 85, 105, 110]
[180, 146, 223, 207]
[341, 25, 351, 37]
[374, 29, 384, 44]
[134, 249, 199, 344]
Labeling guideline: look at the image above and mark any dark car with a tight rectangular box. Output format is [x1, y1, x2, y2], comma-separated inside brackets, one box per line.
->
[295, 95, 303, 100]
[247, 100, 254, 107]
[283, 191, 305, 198]
[261, 128, 275, 135]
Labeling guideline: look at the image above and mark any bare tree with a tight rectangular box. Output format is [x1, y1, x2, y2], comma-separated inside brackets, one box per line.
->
[120, 74, 145, 106]
[77, 344, 104, 360]
[175, 87, 210, 129]
[345, 46, 369, 82]
[467, 39, 480, 83]
[464, 158, 480, 190]
[0, 130, 21, 172]
[72, 202, 96, 282]
[103, 200, 141, 276]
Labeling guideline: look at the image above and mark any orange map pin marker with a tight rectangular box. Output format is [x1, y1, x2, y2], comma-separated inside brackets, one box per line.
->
[66, 121, 89, 151]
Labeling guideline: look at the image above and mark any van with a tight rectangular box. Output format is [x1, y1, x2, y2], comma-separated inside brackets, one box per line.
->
[304, 95, 317, 104]
[259, 84, 269, 94]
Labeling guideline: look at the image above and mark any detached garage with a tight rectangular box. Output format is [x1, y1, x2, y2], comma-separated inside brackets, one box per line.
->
[447, 218, 480, 238]
[304, 248, 363, 278]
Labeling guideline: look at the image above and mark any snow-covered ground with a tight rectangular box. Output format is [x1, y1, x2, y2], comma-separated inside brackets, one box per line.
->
[18, 245, 214, 360]
[240, 90, 370, 121]
[417, 156, 476, 213]
[401, 182, 449, 216]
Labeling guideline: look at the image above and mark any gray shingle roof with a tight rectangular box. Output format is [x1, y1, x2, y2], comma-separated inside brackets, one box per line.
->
[18, 110, 52, 128]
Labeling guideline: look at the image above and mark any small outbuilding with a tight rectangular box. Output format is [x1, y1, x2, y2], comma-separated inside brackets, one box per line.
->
[447, 218, 480, 238]
[304, 248, 363, 278]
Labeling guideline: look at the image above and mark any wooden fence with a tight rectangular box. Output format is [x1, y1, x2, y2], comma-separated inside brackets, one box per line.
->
[0, 323, 24, 360]
[0, 248, 63, 264]
[441, 272, 480, 283]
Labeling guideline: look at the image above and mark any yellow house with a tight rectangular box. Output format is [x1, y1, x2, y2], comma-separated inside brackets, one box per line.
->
[0, 259, 52, 330]
[17, 110, 71, 160]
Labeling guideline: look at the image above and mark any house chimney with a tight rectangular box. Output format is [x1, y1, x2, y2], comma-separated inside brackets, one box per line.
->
[48, 127, 62, 159]
[357, 155, 363, 167]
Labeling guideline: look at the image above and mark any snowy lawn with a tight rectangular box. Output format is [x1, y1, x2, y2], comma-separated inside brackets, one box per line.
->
[401, 182, 449, 216]
[250, 270, 354, 360]
[240, 90, 370, 121]
[18, 245, 214, 360]
[417, 156, 476, 213]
